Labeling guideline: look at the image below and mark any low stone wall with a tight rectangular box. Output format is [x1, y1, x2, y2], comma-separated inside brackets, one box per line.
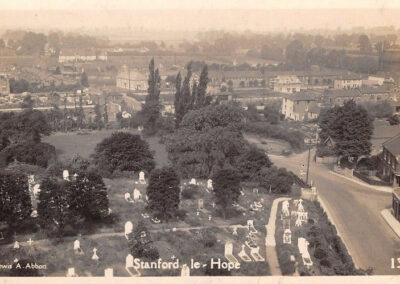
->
[316, 156, 337, 164]
[333, 165, 354, 178]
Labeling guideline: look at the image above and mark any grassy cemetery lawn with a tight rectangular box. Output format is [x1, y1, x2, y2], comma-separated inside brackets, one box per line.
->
[43, 129, 169, 167]
[275, 198, 358, 276]
[0, 177, 274, 276]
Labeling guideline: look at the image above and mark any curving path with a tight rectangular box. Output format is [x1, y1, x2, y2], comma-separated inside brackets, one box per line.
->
[265, 197, 291, 275]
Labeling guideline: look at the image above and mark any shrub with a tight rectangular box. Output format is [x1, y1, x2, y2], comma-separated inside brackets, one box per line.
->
[256, 166, 294, 194]
[92, 132, 155, 175]
[181, 184, 199, 199]
[201, 229, 217, 248]
[320, 258, 332, 268]
[235, 145, 272, 180]
[314, 248, 328, 259]
[278, 250, 296, 275]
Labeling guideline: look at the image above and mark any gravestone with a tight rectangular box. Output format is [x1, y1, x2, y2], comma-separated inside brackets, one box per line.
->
[104, 268, 113, 277]
[125, 221, 133, 238]
[125, 192, 133, 202]
[33, 184, 41, 198]
[253, 188, 258, 195]
[13, 241, 19, 249]
[27, 238, 33, 246]
[207, 179, 213, 190]
[208, 215, 212, 221]
[139, 171, 145, 184]
[63, 170, 70, 181]
[74, 240, 80, 250]
[67, 267, 77, 277]
[232, 226, 238, 236]
[189, 178, 196, 185]
[28, 175, 35, 192]
[30, 210, 38, 218]
[133, 188, 142, 201]
[283, 229, 292, 244]
[181, 264, 190, 276]
[198, 199, 204, 210]
[92, 248, 99, 261]
[126, 254, 134, 268]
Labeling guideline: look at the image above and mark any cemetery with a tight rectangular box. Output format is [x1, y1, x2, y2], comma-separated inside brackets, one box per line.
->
[0, 172, 274, 276]
[275, 197, 359, 276]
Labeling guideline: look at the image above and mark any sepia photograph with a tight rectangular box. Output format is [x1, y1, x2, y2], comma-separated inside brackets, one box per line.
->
[0, 0, 400, 282]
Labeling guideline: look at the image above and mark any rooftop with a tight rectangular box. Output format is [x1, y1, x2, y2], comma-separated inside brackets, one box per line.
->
[323, 89, 361, 98]
[383, 133, 400, 157]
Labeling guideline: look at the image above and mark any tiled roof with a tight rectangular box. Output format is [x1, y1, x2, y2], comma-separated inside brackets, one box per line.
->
[323, 89, 361, 98]
[360, 86, 390, 94]
[383, 133, 400, 157]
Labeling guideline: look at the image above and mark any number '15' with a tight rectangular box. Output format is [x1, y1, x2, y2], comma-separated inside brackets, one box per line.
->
[391, 258, 400, 269]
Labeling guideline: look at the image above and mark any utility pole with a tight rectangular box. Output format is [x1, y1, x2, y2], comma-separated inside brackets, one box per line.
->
[306, 142, 311, 185]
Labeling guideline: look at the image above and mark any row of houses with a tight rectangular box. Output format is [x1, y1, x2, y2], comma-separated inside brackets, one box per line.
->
[281, 86, 393, 121]
[115, 65, 396, 94]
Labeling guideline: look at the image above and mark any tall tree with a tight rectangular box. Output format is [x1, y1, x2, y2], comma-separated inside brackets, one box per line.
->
[0, 171, 32, 229]
[358, 34, 372, 54]
[195, 65, 209, 108]
[212, 168, 241, 218]
[80, 71, 89, 87]
[21, 94, 34, 109]
[142, 58, 161, 131]
[146, 167, 180, 222]
[318, 100, 373, 163]
[174, 72, 183, 128]
[93, 104, 103, 130]
[181, 62, 194, 114]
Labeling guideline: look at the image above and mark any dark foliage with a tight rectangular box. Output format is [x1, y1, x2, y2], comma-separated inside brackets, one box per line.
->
[93, 132, 155, 175]
[212, 168, 241, 218]
[0, 171, 32, 229]
[146, 167, 180, 222]
[129, 221, 159, 261]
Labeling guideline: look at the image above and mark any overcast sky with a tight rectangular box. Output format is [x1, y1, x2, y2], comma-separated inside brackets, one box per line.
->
[1, 0, 400, 10]
[0, 1, 399, 32]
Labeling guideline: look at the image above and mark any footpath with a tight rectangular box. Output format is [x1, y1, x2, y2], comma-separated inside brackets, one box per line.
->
[265, 197, 291, 276]
[329, 171, 393, 193]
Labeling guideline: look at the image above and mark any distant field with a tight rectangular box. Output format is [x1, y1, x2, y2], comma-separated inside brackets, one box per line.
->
[43, 129, 170, 167]
[245, 134, 291, 155]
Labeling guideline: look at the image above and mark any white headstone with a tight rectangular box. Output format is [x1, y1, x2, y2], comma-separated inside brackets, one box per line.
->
[63, 170, 70, 181]
[33, 184, 41, 197]
[104, 268, 113, 277]
[181, 264, 190, 277]
[74, 240, 80, 250]
[189, 178, 196, 185]
[232, 226, 238, 236]
[126, 254, 134, 268]
[224, 242, 233, 255]
[208, 215, 212, 221]
[13, 241, 19, 249]
[207, 179, 213, 189]
[125, 192, 132, 201]
[67, 267, 76, 277]
[30, 210, 38, 218]
[125, 221, 133, 236]
[139, 171, 145, 184]
[133, 188, 142, 201]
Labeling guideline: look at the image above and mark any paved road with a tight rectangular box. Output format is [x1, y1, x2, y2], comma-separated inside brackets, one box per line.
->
[268, 149, 400, 275]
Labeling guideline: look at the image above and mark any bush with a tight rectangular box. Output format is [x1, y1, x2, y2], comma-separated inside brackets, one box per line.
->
[201, 229, 217, 248]
[320, 258, 332, 268]
[92, 132, 155, 175]
[314, 248, 328, 259]
[181, 184, 199, 199]
[278, 250, 296, 275]
[235, 145, 272, 180]
[5, 142, 56, 168]
[256, 166, 294, 194]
